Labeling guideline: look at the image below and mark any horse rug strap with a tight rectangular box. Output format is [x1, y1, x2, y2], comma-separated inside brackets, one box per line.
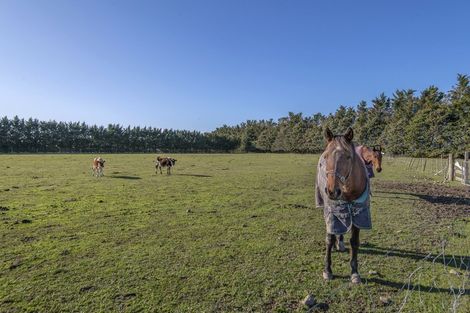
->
[315, 153, 372, 235]
[365, 163, 375, 178]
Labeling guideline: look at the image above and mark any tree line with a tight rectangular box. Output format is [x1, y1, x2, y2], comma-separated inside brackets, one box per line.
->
[214, 74, 470, 157]
[0, 118, 238, 153]
[1, 74, 468, 156]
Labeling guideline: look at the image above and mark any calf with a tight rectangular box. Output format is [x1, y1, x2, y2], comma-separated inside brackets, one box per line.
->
[92, 157, 105, 177]
[155, 156, 177, 175]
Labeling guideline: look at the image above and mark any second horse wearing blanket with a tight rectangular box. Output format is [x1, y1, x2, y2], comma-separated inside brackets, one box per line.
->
[315, 127, 371, 284]
[356, 144, 382, 178]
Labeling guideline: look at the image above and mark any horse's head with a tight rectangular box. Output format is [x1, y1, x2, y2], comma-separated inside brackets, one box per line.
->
[323, 127, 355, 200]
[371, 145, 382, 173]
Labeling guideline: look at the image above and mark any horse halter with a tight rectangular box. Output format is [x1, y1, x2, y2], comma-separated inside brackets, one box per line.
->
[326, 168, 352, 184]
[325, 149, 355, 185]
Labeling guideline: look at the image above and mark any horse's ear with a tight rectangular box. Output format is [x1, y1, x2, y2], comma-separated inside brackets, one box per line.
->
[344, 127, 354, 142]
[323, 127, 334, 142]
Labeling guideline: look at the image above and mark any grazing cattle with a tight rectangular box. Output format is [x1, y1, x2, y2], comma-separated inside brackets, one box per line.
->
[155, 156, 177, 175]
[92, 157, 105, 177]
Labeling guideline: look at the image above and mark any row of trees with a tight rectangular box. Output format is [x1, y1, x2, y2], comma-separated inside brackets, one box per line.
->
[0, 118, 238, 153]
[1, 74, 468, 156]
[214, 74, 470, 157]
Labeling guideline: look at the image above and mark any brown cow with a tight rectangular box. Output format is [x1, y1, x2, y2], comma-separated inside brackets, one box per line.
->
[92, 157, 105, 177]
[155, 156, 177, 175]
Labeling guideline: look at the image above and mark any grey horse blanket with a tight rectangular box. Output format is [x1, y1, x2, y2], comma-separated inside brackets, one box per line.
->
[315, 152, 372, 235]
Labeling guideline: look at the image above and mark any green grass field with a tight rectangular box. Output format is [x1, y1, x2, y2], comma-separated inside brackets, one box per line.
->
[1, 154, 468, 313]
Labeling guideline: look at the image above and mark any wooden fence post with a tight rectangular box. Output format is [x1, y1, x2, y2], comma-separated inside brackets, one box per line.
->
[464, 152, 469, 184]
[448, 153, 455, 181]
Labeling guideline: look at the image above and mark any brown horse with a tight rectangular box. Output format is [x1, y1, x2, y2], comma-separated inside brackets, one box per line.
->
[356, 145, 383, 177]
[316, 127, 371, 284]
[335, 144, 382, 251]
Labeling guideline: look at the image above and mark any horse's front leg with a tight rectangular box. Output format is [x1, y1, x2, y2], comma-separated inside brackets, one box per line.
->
[336, 234, 346, 252]
[350, 225, 361, 283]
[323, 233, 335, 280]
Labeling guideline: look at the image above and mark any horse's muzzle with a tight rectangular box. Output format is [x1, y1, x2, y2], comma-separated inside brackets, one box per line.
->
[325, 187, 341, 200]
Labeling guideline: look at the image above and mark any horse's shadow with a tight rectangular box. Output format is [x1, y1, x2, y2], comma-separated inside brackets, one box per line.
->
[328, 273, 469, 295]
[367, 278, 470, 295]
[356, 244, 470, 295]
[109, 175, 142, 180]
[361, 243, 469, 271]
[375, 190, 470, 206]
[174, 173, 212, 178]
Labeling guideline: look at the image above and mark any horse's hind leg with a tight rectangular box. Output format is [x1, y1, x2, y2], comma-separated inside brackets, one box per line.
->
[323, 233, 336, 280]
[350, 225, 361, 284]
[336, 234, 346, 252]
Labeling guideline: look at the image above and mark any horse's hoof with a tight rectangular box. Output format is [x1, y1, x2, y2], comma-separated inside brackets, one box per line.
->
[323, 271, 333, 281]
[351, 273, 361, 284]
[336, 241, 346, 252]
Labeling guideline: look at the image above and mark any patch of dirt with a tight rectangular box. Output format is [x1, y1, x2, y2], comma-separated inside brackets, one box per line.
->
[60, 249, 70, 256]
[53, 268, 68, 275]
[21, 236, 36, 243]
[374, 181, 470, 219]
[9, 257, 22, 270]
[79, 286, 96, 293]
[114, 293, 137, 302]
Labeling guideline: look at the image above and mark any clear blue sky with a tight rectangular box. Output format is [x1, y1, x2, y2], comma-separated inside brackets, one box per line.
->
[0, 0, 469, 131]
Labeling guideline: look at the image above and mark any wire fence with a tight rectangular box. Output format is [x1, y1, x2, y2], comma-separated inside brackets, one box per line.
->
[385, 239, 469, 313]
[385, 155, 449, 181]
[362, 156, 469, 312]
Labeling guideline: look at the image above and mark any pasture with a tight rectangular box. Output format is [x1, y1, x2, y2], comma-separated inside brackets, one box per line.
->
[0, 154, 469, 312]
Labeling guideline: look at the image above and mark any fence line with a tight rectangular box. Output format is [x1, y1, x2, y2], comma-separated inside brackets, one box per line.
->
[389, 153, 469, 186]
[451, 152, 469, 186]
